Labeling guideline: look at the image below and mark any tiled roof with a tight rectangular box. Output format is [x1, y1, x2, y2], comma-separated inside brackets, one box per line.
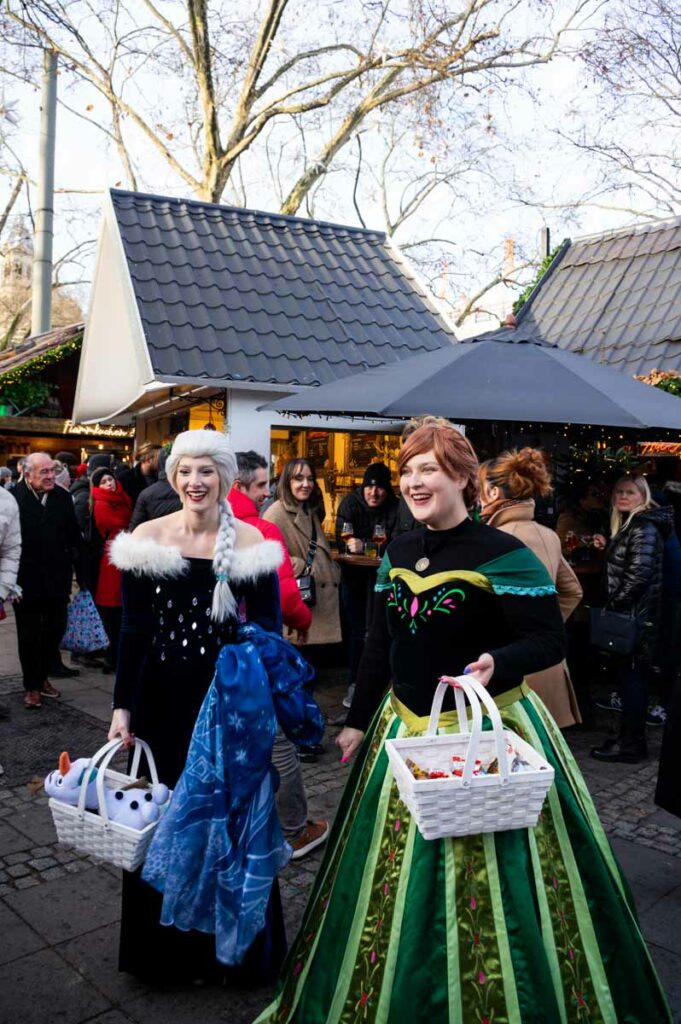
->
[110, 190, 455, 387]
[0, 323, 84, 376]
[472, 218, 681, 377]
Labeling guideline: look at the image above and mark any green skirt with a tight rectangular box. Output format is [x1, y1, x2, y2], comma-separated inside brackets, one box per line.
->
[256, 693, 671, 1024]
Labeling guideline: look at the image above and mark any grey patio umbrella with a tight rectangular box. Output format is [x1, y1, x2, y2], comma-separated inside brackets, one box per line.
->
[263, 338, 681, 429]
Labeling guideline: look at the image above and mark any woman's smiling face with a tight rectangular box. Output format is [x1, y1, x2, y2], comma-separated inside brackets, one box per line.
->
[400, 448, 468, 530]
[289, 464, 315, 504]
[176, 456, 220, 510]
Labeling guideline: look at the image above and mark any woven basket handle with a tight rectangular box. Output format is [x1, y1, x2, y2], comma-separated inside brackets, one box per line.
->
[77, 737, 161, 823]
[428, 676, 509, 787]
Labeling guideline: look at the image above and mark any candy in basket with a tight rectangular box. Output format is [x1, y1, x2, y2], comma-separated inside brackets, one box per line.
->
[385, 675, 554, 840]
[45, 738, 171, 871]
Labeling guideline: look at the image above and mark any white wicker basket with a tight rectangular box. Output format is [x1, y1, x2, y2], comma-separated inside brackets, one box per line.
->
[385, 676, 554, 840]
[48, 737, 169, 871]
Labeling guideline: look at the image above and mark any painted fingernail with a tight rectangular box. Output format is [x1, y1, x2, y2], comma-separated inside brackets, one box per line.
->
[463, 666, 472, 675]
[341, 756, 348, 764]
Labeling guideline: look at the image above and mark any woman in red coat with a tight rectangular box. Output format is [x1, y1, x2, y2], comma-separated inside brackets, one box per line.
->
[91, 467, 132, 671]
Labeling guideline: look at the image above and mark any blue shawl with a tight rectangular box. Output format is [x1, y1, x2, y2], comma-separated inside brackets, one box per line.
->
[142, 624, 324, 964]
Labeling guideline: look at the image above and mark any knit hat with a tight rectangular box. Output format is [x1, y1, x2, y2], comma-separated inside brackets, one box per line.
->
[362, 462, 391, 490]
[91, 467, 114, 488]
[87, 453, 112, 477]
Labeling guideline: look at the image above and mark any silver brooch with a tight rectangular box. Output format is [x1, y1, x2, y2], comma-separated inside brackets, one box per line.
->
[415, 557, 430, 572]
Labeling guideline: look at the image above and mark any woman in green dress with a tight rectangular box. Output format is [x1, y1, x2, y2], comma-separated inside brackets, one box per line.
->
[256, 423, 670, 1024]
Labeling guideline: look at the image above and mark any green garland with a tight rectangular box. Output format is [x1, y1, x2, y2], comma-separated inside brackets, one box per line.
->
[513, 242, 569, 315]
[0, 333, 83, 386]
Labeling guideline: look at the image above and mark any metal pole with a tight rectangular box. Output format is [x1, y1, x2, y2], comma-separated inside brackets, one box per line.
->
[31, 50, 58, 337]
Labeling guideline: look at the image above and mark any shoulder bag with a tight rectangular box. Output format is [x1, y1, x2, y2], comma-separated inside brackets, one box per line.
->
[296, 515, 318, 606]
[589, 604, 638, 656]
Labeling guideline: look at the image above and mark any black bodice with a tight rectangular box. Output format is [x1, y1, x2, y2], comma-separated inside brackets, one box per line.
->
[149, 559, 237, 667]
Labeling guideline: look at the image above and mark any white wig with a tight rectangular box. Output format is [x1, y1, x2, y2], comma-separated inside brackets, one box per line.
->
[165, 429, 239, 623]
[165, 429, 237, 501]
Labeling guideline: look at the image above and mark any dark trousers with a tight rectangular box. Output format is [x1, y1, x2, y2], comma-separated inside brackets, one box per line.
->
[617, 655, 649, 743]
[14, 597, 69, 691]
[97, 605, 122, 670]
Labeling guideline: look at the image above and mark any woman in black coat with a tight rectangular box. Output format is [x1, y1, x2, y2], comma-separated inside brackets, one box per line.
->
[591, 475, 672, 763]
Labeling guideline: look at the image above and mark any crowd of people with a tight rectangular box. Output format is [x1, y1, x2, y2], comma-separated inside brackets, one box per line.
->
[0, 420, 678, 1019]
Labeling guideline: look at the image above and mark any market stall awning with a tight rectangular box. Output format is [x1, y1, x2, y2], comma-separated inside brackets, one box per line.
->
[262, 338, 681, 429]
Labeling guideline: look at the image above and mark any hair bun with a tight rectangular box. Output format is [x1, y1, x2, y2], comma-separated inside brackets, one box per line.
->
[486, 447, 552, 499]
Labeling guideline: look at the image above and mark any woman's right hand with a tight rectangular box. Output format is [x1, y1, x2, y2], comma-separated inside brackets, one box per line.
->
[108, 708, 133, 746]
[592, 533, 607, 550]
[337, 727, 364, 763]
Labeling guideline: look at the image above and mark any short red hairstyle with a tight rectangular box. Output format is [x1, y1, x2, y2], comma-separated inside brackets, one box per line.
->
[398, 423, 480, 510]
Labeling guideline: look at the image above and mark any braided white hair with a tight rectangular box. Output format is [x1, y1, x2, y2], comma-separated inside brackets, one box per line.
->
[165, 429, 239, 623]
[212, 499, 238, 621]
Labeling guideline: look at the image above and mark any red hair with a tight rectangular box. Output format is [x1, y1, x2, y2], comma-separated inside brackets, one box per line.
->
[398, 424, 480, 510]
[480, 448, 552, 500]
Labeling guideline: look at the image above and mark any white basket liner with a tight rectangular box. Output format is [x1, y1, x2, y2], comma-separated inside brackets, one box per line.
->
[48, 736, 170, 872]
[385, 676, 554, 840]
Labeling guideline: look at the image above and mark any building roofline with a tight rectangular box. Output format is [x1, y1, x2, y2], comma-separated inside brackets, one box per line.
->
[571, 213, 681, 247]
[109, 188, 388, 242]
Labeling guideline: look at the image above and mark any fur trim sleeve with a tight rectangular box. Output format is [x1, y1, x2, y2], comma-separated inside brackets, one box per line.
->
[230, 539, 283, 583]
[109, 532, 189, 578]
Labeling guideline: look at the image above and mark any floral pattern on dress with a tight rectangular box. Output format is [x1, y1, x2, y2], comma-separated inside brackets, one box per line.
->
[388, 581, 466, 635]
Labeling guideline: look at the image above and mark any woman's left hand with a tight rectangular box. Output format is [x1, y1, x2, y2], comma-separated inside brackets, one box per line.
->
[463, 652, 495, 688]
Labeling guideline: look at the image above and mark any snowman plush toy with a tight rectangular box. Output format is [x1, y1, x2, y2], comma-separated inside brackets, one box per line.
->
[45, 751, 170, 829]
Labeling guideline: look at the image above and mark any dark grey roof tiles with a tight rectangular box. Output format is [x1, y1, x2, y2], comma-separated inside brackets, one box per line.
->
[111, 189, 453, 388]
[472, 217, 681, 377]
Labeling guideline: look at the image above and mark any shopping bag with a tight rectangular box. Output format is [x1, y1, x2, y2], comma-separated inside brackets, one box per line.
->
[61, 590, 109, 653]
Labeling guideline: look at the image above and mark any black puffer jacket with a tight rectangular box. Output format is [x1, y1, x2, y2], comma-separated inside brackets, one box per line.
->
[604, 505, 673, 659]
[129, 452, 181, 529]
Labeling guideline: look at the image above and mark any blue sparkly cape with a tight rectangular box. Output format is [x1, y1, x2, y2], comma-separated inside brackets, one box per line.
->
[142, 624, 324, 964]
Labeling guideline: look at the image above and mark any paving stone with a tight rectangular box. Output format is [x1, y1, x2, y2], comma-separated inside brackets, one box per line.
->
[41, 866, 66, 882]
[29, 845, 54, 858]
[27, 857, 58, 871]
[647, 943, 681, 1021]
[0, 884, 13, 897]
[640, 886, 681, 957]
[13, 876, 40, 890]
[0, 947, 109, 1024]
[5, 865, 120, 944]
[0, 902, 46, 965]
[10, 801, 58, 846]
[0, 822, 32, 857]
[122, 981, 274, 1024]
[6, 863, 31, 879]
[57, 922, 148, 1004]
[4, 851, 28, 866]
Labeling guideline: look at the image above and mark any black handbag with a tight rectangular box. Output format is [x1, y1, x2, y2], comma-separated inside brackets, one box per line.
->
[589, 606, 639, 655]
[296, 516, 318, 607]
[296, 572, 316, 606]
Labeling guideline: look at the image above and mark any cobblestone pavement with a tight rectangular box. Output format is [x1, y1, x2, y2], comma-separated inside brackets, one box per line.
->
[0, 607, 679, 1023]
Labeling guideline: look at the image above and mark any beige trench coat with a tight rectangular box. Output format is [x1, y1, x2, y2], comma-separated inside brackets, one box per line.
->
[263, 498, 341, 646]
[487, 501, 583, 727]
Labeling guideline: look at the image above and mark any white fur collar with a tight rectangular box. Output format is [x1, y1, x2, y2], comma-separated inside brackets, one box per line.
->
[109, 532, 283, 581]
[109, 533, 189, 577]
[230, 539, 283, 582]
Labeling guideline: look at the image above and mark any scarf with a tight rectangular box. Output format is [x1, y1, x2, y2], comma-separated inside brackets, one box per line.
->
[479, 497, 524, 524]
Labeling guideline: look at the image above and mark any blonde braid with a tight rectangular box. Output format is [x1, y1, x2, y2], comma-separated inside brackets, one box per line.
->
[212, 500, 238, 622]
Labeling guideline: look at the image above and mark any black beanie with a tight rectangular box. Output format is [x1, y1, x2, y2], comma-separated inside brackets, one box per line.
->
[362, 462, 391, 490]
[87, 453, 112, 477]
[91, 467, 114, 488]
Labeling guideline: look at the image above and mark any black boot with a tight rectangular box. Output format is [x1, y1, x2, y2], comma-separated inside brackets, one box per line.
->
[590, 735, 647, 763]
